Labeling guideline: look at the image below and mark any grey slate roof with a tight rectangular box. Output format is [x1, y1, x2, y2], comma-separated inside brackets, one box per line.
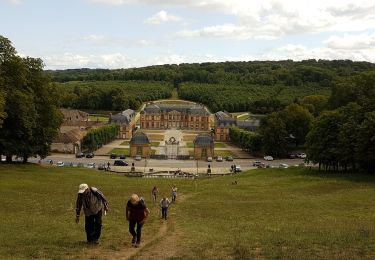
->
[215, 111, 236, 126]
[236, 119, 260, 131]
[110, 109, 135, 124]
[130, 132, 150, 145]
[193, 134, 214, 147]
[143, 103, 209, 115]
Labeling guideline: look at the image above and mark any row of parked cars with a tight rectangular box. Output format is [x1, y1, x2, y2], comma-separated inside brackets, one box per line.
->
[75, 152, 94, 158]
[253, 161, 290, 169]
[207, 156, 234, 162]
[263, 153, 307, 161]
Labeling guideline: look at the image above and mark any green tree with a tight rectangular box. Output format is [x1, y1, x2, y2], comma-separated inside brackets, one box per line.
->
[259, 113, 288, 157]
[356, 111, 375, 173]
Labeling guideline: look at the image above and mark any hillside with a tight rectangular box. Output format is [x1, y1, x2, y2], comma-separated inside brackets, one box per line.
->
[1, 164, 374, 259]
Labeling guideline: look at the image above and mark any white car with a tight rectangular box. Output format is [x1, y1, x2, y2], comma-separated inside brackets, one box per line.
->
[297, 153, 307, 159]
[86, 162, 96, 168]
[56, 161, 65, 167]
[264, 156, 274, 161]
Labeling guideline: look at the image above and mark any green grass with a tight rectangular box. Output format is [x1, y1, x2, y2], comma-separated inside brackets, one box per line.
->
[89, 115, 109, 122]
[214, 150, 235, 157]
[108, 148, 130, 155]
[150, 142, 160, 147]
[214, 142, 227, 148]
[186, 142, 194, 148]
[120, 140, 130, 145]
[1, 165, 374, 259]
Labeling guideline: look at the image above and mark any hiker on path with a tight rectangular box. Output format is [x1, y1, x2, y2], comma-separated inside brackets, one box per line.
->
[75, 183, 109, 244]
[151, 186, 159, 203]
[125, 194, 150, 247]
[171, 185, 177, 202]
[160, 196, 171, 220]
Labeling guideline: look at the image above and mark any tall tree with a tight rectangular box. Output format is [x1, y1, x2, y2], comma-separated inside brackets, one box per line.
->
[259, 113, 288, 157]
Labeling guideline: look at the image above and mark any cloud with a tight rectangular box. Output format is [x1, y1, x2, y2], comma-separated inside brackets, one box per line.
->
[144, 10, 182, 24]
[43, 52, 133, 69]
[324, 33, 375, 50]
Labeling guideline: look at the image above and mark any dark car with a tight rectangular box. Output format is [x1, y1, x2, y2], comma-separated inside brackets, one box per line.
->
[110, 153, 117, 159]
[253, 161, 262, 167]
[75, 152, 84, 158]
[119, 154, 126, 159]
[289, 153, 297, 159]
[85, 152, 94, 158]
[226, 156, 234, 161]
[114, 160, 129, 166]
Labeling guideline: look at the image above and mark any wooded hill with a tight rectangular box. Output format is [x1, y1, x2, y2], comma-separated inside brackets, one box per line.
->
[47, 60, 375, 113]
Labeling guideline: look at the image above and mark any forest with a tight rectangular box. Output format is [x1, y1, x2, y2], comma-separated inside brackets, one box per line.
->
[48, 60, 375, 113]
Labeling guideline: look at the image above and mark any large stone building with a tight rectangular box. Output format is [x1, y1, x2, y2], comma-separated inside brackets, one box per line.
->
[140, 103, 210, 130]
[214, 111, 260, 141]
[130, 132, 151, 158]
[60, 108, 89, 125]
[109, 109, 136, 139]
[193, 134, 214, 159]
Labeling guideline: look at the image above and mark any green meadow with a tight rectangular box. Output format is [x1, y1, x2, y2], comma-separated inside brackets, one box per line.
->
[0, 164, 374, 259]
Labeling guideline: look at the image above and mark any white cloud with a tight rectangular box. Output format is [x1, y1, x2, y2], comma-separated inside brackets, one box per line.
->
[324, 33, 375, 50]
[144, 10, 182, 24]
[82, 34, 105, 42]
[43, 53, 133, 69]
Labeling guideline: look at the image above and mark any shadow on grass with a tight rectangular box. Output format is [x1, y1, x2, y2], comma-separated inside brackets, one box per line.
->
[298, 168, 375, 184]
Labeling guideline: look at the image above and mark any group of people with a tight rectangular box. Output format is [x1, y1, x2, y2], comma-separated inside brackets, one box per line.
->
[75, 183, 178, 247]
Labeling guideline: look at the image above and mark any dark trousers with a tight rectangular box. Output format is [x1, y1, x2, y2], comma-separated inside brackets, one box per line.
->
[85, 210, 102, 242]
[129, 220, 143, 244]
[161, 207, 168, 219]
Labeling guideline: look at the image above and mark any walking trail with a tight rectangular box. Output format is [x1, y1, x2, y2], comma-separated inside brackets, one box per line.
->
[78, 195, 189, 260]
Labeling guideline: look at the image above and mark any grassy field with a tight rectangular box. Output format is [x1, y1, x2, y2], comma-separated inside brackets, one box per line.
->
[148, 134, 164, 141]
[214, 150, 235, 157]
[150, 142, 160, 147]
[108, 148, 130, 155]
[120, 140, 130, 145]
[0, 165, 374, 259]
[89, 115, 109, 123]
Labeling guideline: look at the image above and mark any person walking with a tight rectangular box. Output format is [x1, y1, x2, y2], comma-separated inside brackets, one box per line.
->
[160, 196, 171, 220]
[151, 186, 159, 203]
[171, 185, 177, 202]
[125, 194, 150, 247]
[75, 183, 108, 244]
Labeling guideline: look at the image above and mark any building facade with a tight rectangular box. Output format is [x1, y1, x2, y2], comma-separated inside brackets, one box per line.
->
[109, 109, 136, 139]
[214, 111, 260, 141]
[193, 134, 214, 159]
[130, 131, 151, 158]
[140, 103, 210, 131]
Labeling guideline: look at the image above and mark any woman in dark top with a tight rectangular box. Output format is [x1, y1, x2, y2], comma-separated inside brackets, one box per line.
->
[125, 194, 150, 247]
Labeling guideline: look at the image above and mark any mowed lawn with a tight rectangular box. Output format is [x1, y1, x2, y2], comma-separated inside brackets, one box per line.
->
[0, 165, 374, 259]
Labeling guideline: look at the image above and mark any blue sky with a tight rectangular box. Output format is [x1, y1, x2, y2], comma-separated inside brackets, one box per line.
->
[1, 0, 375, 69]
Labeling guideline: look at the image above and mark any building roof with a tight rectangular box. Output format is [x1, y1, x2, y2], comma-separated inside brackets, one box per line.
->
[60, 108, 88, 121]
[130, 131, 150, 145]
[54, 129, 85, 144]
[215, 111, 236, 126]
[143, 103, 209, 115]
[193, 134, 214, 147]
[110, 109, 135, 124]
[236, 119, 260, 131]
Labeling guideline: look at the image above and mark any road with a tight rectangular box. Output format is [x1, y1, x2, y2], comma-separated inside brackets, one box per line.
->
[30, 154, 306, 174]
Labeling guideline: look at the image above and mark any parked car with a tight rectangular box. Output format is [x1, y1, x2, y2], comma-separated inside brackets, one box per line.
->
[279, 163, 289, 169]
[119, 154, 126, 159]
[226, 156, 234, 161]
[86, 152, 94, 158]
[297, 153, 306, 159]
[216, 156, 223, 162]
[114, 160, 129, 166]
[257, 162, 266, 168]
[264, 155, 274, 161]
[98, 163, 106, 170]
[207, 157, 213, 162]
[253, 161, 262, 167]
[135, 155, 142, 161]
[110, 153, 117, 159]
[234, 165, 242, 172]
[86, 162, 96, 168]
[56, 161, 64, 167]
[75, 152, 84, 158]
[288, 153, 297, 159]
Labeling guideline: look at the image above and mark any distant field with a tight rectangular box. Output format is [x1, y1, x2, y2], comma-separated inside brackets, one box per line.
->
[214, 150, 234, 157]
[150, 141, 160, 146]
[148, 134, 164, 141]
[183, 135, 198, 141]
[1, 165, 374, 259]
[120, 140, 130, 145]
[214, 142, 227, 148]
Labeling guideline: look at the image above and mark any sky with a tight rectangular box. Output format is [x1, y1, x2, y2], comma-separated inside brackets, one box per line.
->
[1, 0, 375, 69]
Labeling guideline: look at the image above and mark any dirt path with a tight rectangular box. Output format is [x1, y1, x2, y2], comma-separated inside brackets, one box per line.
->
[78, 195, 189, 260]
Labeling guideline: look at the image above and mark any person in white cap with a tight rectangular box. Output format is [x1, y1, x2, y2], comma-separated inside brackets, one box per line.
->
[125, 194, 150, 247]
[75, 183, 108, 244]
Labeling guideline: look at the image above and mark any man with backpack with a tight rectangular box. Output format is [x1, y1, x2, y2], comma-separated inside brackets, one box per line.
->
[75, 183, 109, 244]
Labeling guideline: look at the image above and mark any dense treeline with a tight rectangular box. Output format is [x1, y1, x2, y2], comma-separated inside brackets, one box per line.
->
[81, 125, 119, 152]
[55, 81, 173, 111]
[0, 36, 63, 162]
[229, 127, 262, 155]
[47, 60, 375, 84]
[48, 60, 375, 113]
[306, 72, 375, 173]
